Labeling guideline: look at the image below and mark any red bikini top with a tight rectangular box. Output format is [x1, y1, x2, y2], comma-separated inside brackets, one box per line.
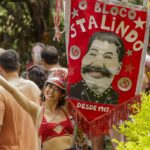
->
[39, 108, 74, 142]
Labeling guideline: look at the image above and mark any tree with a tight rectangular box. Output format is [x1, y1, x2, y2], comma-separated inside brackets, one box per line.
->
[0, 0, 66, 71]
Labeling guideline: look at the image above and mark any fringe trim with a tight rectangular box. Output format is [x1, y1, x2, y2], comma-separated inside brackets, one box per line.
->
[67, 95, 141, 138]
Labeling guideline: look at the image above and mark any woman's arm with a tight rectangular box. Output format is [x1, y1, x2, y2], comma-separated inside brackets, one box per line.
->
[0, 75, 41, 124]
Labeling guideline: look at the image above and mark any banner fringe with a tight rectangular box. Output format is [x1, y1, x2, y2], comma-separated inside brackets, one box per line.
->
[67, 95, 141, 138]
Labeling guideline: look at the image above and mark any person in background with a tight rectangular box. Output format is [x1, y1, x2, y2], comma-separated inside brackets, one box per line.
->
[22, 42, 46, 78]
[0, 48, 5, 76]
[0, 48, 5, 55]
[0, 69, 73, 150]
[26, 65, 49, 91]
[141, 70, 149, 93]
[41, 45, 67, 74]
[0, 50, 41, 150]
[144, 53, 150, 92]
[29, 42, 46, 67]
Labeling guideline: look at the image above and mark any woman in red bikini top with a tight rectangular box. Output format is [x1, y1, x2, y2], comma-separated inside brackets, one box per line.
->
[0, 69, 74, 150]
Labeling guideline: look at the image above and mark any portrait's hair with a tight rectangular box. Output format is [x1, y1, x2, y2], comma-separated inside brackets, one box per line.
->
[0, 49, 20, 72]
[88, 31, 125, 62]
[27, 65, 48, 90]
[41, 45, 59, 65]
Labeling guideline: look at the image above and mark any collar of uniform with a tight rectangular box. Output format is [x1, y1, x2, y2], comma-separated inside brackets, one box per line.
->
[82, 80, 112, 99]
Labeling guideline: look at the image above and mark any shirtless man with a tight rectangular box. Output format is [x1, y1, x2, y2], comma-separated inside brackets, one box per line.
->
[0, 50, 41, 150]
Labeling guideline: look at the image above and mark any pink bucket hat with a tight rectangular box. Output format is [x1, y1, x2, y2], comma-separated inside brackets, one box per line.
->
[46, 69, 68, 90]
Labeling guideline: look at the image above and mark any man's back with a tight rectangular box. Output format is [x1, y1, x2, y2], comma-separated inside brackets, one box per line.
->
[0, 78, 40, 150]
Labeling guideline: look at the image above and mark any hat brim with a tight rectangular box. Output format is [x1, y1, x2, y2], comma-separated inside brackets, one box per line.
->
[46, 79, 65, 90]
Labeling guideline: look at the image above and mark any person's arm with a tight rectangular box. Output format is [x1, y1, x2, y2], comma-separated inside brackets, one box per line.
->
[0, 75, 40, 123]
[0, 91, 5, 134]
[91, 135, 104, 150]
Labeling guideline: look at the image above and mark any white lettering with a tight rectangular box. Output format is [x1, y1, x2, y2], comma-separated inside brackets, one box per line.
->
[119, 8, 127, 18]
[102, 2, 109, 14]
[77, 102, 82, 108]
[98, 106, 109, 112]
[101, 15, 110, 30]
[128, 9, 136, 20]
[76, 103, 97, 111]
[116, 21, 129, 37]
[133, 41, 143, 51]
[71, 24, 77, 38]
[94, 2, 101, 12]
[125, 30, 138, 42]
[89, 15, 98, 29]
[111, 17, 116, 31]
[110, 6, 119, 16]
[76, 18, 86, 32]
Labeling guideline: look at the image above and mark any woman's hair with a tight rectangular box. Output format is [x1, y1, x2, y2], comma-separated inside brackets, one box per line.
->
[57, 89, 66, 107]
[27, 65, 48, 90]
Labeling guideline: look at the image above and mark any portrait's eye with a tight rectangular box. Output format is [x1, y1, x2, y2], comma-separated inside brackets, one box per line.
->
[103, 52, 114, 59]
[88, 49, 97, 56]
[89, 53, 96, 56]
[104, 55, 112, 59]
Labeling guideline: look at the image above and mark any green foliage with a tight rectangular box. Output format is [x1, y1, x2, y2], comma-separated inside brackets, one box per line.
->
[0, 2, 33, 45]
[0, 1, 67, 71]
[0, 1, 35, 71]
[113, 94, 150, 150]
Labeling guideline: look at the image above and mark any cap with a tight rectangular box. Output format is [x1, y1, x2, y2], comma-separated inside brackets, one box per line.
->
[46, 68, 68, 90]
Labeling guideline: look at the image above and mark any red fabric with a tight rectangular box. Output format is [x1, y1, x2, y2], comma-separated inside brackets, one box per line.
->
[46, 69, 68, 90]
[39, 110, 74, 142]
[67, 0, 148, 137]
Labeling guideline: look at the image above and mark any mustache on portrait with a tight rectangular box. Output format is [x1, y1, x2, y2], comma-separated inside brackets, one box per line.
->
[82, 65, 112, 78]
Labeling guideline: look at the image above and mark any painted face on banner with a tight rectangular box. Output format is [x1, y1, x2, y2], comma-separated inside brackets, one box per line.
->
[81, 39, 122, 94]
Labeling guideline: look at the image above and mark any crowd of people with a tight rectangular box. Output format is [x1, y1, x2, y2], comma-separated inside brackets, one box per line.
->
[0, 42, 149, 150]
[0, 45, 90, 150]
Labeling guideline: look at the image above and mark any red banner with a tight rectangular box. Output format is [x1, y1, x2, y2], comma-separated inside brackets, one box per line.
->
[66, 0, 149, 137]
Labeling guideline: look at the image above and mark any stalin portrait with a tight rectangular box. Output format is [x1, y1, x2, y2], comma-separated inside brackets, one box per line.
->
[69, 31, 125, 104]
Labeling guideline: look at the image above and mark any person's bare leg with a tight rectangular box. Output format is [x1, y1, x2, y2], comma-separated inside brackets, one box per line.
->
[91, 135, 104, 150]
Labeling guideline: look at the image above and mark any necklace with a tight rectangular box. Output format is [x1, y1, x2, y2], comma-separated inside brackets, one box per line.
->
[82, 80, 112, 99]
[47, 109, 60, 123]
[44, 103, 60, 123]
